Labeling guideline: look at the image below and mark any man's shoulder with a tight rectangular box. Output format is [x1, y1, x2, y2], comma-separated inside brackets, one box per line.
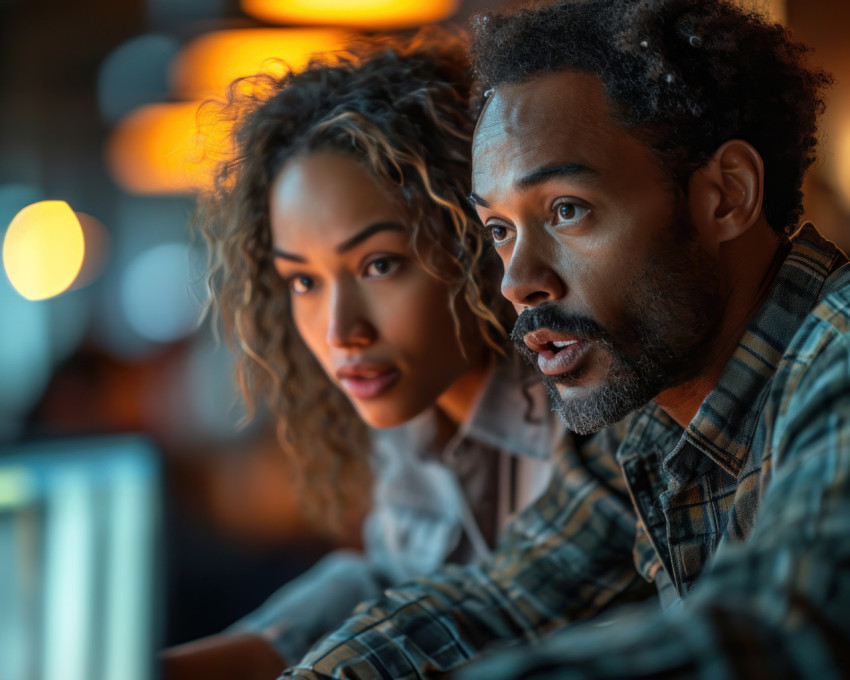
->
[766, 276, 850, 444]
[784, 276, 850, 363]
[813, 269, 850, 327]
[772, 225, 850, 364]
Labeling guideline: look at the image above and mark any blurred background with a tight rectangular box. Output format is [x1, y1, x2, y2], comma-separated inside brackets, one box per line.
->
[0, 0, 847, 678]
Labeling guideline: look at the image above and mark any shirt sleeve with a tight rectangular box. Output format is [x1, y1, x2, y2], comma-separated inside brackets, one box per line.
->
[452, 316, 850, 679]
[280, 425, 654, 679]
[229, 550, 390, 663]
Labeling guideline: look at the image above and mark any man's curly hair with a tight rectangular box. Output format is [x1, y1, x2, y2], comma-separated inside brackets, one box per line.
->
[197, 28, 513, 530]
[471, 0, 832, 234]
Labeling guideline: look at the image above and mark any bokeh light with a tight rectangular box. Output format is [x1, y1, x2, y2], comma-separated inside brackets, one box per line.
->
[97, 34, 180, 125]
[120, 242, 201, 344]
[0, 277, 51, 438]
[147, 0, 225, 25]
[70, 213, 110, 291]
[241, 0, 458, 28]
[3, 201, 85, 301]
[107, 102, 232, 195]
[0, 187, 52, 437]
[171, 28, 351, 101]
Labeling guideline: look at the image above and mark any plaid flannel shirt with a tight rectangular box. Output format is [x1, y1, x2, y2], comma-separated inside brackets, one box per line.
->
[232, 359, 556, 663]
[282, 224, 850, 679]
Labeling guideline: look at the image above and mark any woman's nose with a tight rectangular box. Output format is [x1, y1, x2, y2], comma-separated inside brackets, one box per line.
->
[326, 283, 377, 348]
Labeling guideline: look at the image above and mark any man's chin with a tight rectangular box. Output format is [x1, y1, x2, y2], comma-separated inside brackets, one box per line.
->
[544, 378, 650, 435]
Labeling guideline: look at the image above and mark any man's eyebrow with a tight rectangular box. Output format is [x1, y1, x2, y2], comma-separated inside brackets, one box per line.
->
[517, 162, 598, 190]
[468, 163, 598, 209]
[271, 221, 406, 263]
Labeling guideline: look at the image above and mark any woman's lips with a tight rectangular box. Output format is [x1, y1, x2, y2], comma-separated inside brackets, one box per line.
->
[337, 365, 400, 400]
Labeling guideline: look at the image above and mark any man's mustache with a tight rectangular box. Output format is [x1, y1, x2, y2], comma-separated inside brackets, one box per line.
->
[510, 304, 613, 362]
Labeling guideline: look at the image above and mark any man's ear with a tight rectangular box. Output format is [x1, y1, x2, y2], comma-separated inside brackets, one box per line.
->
[689, 139, 764, 245]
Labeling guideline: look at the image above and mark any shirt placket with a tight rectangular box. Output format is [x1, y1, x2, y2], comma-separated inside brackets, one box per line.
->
[659, 439, 738, 596]
[620, 447, 676, 592]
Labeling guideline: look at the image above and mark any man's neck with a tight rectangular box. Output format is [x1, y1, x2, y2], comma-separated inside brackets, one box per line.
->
[655, 220, 788, 428]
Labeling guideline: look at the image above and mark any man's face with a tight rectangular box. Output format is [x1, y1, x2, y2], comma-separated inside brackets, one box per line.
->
[471, 70, 724, 433]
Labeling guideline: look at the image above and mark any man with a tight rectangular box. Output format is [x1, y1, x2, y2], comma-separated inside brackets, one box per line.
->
[282, 1, 850, 677]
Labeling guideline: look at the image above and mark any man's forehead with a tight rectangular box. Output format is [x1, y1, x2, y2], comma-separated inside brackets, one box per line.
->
[475, 70, 613, 140]
[472, 70, 619, 188]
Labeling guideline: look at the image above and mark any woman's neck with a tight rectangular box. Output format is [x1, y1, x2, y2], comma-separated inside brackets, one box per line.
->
[435, 360, 492, 426]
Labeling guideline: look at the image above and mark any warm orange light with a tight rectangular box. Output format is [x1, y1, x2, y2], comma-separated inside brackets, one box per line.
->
[107, 101, 233, 195]
[2, 201, 85, 301]
[834, 122, 850, 212]
[241, 0, 458, 29]
[172, 28, 351, 101]
[764, 0, 786, 22]
[743, 0, 785, 21]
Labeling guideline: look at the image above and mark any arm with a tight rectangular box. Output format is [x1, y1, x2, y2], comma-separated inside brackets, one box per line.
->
[282, 426, 653, 679]
[454, 319, 850, 679]
[162, 550, 389, 680]
[161, 632, 286, 680]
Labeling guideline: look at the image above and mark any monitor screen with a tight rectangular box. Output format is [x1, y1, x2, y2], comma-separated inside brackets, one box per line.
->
[0, 435, 162, 680]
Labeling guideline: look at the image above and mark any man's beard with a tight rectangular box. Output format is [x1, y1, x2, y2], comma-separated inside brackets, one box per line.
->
[510, 213, 723, 434]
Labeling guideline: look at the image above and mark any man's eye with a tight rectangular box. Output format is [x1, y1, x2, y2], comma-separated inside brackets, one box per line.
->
[553, 200, 589, 225]
[288, 275, 314, 294]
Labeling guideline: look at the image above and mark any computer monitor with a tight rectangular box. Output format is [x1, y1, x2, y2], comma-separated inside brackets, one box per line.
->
[0, 435, 163, 680]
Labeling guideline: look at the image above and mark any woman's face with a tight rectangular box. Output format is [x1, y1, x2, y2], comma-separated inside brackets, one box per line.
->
[269, 151, 475, 429]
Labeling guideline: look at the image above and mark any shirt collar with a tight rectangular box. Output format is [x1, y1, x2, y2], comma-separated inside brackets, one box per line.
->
[373, 356, 560, 462]
[460, 356, 560, 460]
[662, 223, 849, 479]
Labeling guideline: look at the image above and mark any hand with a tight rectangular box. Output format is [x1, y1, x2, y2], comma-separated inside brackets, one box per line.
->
[161, 631, 286, 680]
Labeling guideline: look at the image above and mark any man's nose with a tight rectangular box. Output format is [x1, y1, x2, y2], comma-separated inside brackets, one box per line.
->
[326, 283, 376, 348]
[500, 231, 566, 308]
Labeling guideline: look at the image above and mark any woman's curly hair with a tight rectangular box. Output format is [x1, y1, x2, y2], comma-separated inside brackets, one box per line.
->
[196, 27, 513, 530]
[471, 0, 833, 234]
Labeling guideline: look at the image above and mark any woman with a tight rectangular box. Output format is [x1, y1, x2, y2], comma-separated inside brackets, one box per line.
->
[163, 28, 556, 679]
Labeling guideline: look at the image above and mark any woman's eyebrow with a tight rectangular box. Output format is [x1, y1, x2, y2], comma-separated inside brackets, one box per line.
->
[272, 222, 406, 263]
[334, 222, 406, 254]
[271, 248, 305, 263]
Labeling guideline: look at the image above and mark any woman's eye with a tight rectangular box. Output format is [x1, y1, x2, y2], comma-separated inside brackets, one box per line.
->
[553, 200, 589, 225]
[288, 274, 314, 294]
[364, 257, 400, 277]
[484, 223, 511, 245]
